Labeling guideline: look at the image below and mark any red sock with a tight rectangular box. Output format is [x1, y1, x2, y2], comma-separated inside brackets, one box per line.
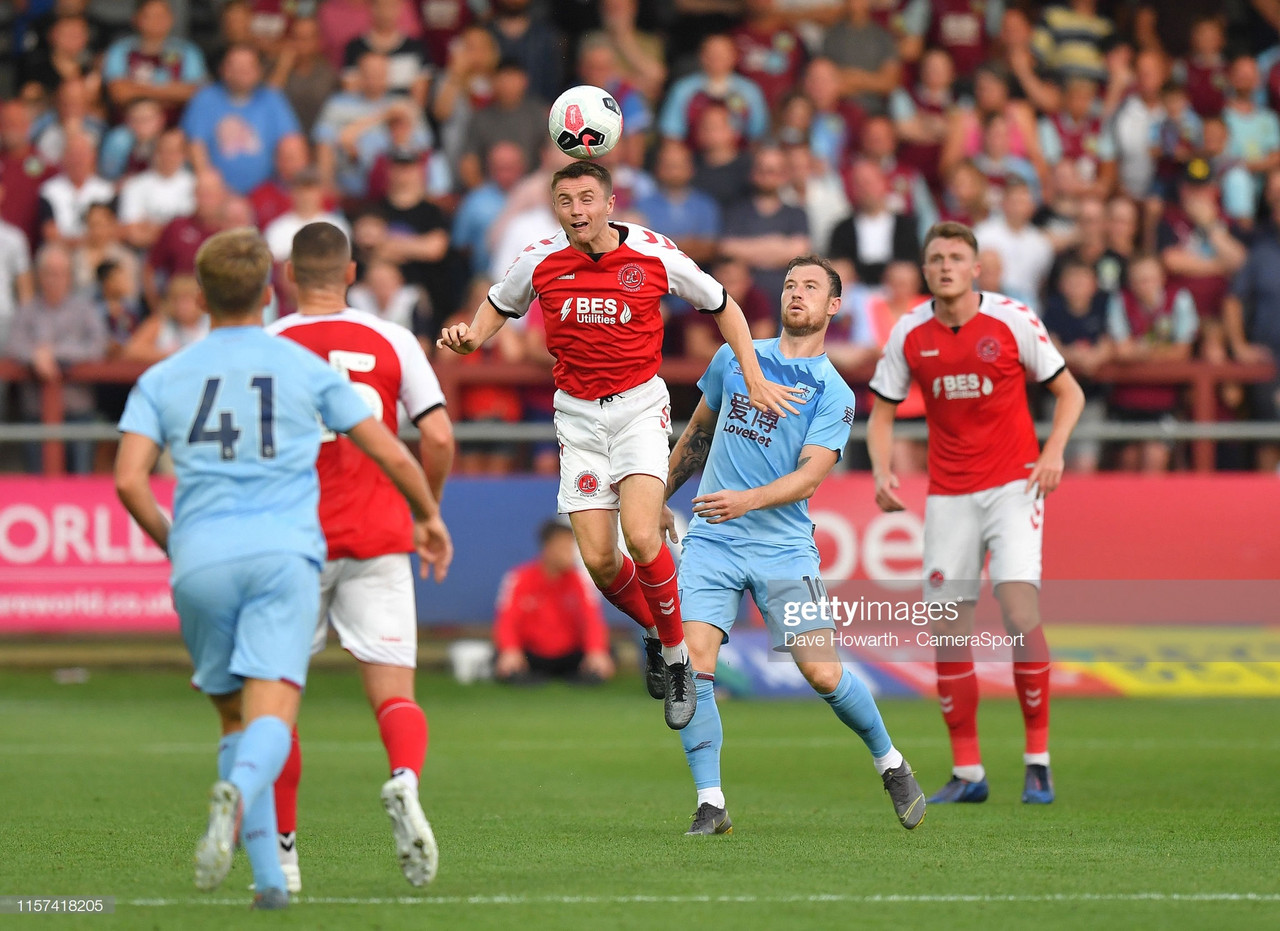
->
[635, 546, 683, 646]
[376, 697, 428, 778]
[936, 659, 981, 768]
[599, 555, 655, 631]
[1014, 626, 1051, 756]
[273, 727, 301, 835]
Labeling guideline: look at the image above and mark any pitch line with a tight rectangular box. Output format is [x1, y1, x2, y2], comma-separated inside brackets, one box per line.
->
[124, 892, 1280, 907]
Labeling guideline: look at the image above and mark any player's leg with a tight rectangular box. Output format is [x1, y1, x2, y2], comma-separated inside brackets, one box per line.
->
[673, 534, 740, 835]
[986, 481, 1054, 804]
[923, 493, 988, 803]
[328, 554, 437, 886]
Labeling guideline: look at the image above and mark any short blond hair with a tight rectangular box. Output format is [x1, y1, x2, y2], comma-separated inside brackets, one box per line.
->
[194, 228, 272, 318]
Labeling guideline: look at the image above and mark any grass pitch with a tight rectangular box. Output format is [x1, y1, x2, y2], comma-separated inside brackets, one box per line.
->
[1, 666, 1277, 930]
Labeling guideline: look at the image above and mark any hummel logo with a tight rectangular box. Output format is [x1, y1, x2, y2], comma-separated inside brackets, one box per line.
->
[658, 598, 676, 615]
[939, 696, 955, 713]
[689, 741, 713, 752]
[556, 273, 575, 280]
[278, 837, 296, 852]
[1024, 687, 1043, 708]
[920, 349, 940, 357]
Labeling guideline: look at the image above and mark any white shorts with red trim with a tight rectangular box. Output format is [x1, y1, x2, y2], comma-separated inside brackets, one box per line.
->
[922, 479, 1044, 603]
[312, 553, 417, 668]
[553, 374, 672, 513]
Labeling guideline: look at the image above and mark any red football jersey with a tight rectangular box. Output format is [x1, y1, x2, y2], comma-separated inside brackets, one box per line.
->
[870, 292, 1065, 496]
[268, 309, 445, 560]
[488, 222, 726, 400]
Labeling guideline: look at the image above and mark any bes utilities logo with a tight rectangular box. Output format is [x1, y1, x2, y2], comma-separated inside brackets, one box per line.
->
[933, 373, 994, 400]
[558, 297, 632, 324]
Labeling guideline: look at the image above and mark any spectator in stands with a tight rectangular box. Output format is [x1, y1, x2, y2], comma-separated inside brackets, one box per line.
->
[96, 259, 142, 359]
[1201, 115, 1260, 230]
[457, 58, 546, 191]
[318, 0, 423, 72]
[941, 63, 1045, 188]
[1224, 167, 1280, 470]
[828, 158, 917, 287]
[675, 255, 775, 362]
[732, 0, 808, 111]
[889, 47, 954, 193]
[855, 115, 939, 241]
[995, 6, 1060, 115]
[99, 97, 165, 181]
[117, 127, 195, 251]
[658, 33, 769, 147]
[343, 0, 432, 107]
[32, 76, 106, 164]
[6, 242, 107, 474]
[974, 111, 1042, 207]
[939, 159, 990, 227]
[0, 100, 56, 249]
[102, 0, 206, 123]
[488, 0, 565, 105]
[1106, 194, 1141, 283]
[976, 178, 1055, 304]
[1049, 196, 1126, 295]
[268, 15, 339, 137]
[143, 170, 228, 308]
[1031, 0, 1112, 86]
[631, 138, 720, 267]
[781, 142, 850, 262]
[493, 518, 615, 685]
[314, 51, 431, 200]
[38, 130, 113, 250]
[1037, 160, 1090, 249]
[720, 145, 811, 301]
[1039, 76, 1117, 199]
[72, 202, 138, 300]
[452, 140, 527, 275]
[1042, 258, 1114, 472]
[586, 0, 666, 104]
[430, 23, 500, 172]
[0, 184, 34, 347]
[200, 0, 254, 75]
[1112, 48, 1167, 200]
[263, 168, 351, 262]
[248, 136, 312, 229]
[822, 0, 900, 116]
[414, 0, 475, 69]
[1158, 157, 1248, 325]
[899, 0, 999, 81]
[1149, 79, 1204, 201]
[182, 43, 303, 196]
[348, 258, 428, 331]
[122, 272, 208, 363]
[798, 56, 865, 171]
[1173, 14, 1229, 118]
[18, 11, 99, 102]
[863, 258, 928, 472]
[576, 32, 654, 139]
[1107, 253, 1199, 472]
[689, 100, 753, 213]
[1223, 55, 1280, 183]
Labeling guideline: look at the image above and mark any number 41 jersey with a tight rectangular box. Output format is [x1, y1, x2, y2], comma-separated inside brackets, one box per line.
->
[488, 221, 727, 400]
[269, 309, 446, 561]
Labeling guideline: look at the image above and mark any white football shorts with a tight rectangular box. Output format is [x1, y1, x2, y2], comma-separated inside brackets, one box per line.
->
[312, 553, 418, 667]
[553, 374, 672, 513]
[922, 478, 1044, 603]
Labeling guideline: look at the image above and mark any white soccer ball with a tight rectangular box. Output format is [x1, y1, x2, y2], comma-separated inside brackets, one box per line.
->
[548, 85, 623, 160]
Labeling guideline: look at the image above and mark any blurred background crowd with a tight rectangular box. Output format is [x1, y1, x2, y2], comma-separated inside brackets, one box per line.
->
[2, 0, 1280, 476]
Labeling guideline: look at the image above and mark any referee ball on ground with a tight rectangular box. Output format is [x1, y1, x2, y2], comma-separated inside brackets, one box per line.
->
[548, 85, 623, 160]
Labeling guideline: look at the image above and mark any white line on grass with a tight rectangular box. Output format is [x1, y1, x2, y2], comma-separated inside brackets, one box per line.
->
[124, 893, 1280, 907]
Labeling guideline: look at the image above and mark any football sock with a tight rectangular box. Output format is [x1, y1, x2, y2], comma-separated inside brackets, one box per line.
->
[598, 555, 655, 631]
[243, 781, 287, 894]
[873, 747, 905, 775]
[376, 697, 428, 780]
[697, 787, 726, 809]
[818, 668, 893, 759]
[272, 727, 301, 836]
[937, 653, 983, 775]
[230, 716, 292, 814]
[636, 546, 684, 647]
[680, 674, 722, 795]
[1013, 625, 1051, 765]
[216, 731, 242, 781]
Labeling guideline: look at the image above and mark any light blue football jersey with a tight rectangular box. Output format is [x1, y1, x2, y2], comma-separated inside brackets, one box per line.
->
[684, 339, 856, 547]
[118, 326, 372, 580]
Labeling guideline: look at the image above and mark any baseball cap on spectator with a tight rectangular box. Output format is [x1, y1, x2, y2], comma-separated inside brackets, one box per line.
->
[1183, 158, 1213, 185]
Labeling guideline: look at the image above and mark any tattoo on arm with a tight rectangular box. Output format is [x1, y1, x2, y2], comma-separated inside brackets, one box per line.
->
[797, 456, 811, 470]
[666, 422, 713, 498]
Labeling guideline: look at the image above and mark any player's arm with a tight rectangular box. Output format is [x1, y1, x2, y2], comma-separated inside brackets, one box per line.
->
[346, 416, 453, 581]
[114, 432, 170, 553]
[660, 396, 718, 543]
[867, 395, 907, 512]
[691, 445, 838, 524]
[1028, 368, 1085, 497]
[436, 295, 508, 355]
[712, 293, 806, 416]
[415, 407, 455, 504]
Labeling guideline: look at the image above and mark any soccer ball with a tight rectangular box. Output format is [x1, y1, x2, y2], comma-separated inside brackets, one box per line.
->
[548, 85, 623, 160]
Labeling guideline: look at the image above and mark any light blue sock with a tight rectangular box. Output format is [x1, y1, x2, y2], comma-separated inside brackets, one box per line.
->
[217, 731, 242, 781]
[229, 716, 291, 813]
[819, 668, 892, 759]
[679, 675, 722, 790]
[242, 780, 286, 894]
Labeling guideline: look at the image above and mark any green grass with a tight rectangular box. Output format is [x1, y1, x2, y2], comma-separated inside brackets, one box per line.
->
[0, 667, 1277, 930]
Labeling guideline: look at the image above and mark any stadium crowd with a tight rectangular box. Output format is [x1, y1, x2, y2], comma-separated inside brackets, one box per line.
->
[2, 0, 1280, 474]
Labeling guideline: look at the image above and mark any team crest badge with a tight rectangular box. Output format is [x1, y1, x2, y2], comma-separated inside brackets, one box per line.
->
[792, 382, 818, 402]
[618, 264, 645, 291]
[976, 336, 1000, 363]
[576, 471, 600, 496]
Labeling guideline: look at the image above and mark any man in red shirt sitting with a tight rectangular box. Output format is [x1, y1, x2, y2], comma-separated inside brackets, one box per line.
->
[493, 519, 615, 684]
